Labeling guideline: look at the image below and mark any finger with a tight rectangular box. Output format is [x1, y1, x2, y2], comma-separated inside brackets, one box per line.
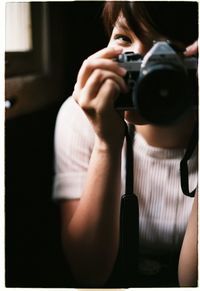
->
[184, 40, 198, 56]
[96, 79, 121, 108]
[81, 69, 127, 102]
[77, 58, 127, 88]
[95, 79, 121, 114]
[87, 46, 123, 60]
[81, 79, 121, 117]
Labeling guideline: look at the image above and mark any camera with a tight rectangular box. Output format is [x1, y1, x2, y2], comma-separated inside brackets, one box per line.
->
[115, 41, 198, 125]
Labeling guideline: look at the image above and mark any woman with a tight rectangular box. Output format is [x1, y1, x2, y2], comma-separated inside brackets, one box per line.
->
[53, 1, 198, 287]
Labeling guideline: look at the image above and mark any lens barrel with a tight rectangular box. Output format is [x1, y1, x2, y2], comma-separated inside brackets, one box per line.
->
[133, 64, 192, 125]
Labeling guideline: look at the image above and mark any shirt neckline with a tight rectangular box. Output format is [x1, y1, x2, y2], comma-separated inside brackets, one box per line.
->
[134, 132, 186, 160]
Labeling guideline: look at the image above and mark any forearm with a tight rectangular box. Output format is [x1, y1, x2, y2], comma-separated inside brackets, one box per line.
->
[61, 46, 126, 285]
[62, 138, 123, 285]
[178, 193, 198, 287]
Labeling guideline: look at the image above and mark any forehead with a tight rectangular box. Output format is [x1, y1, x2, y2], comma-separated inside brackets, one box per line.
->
[115, 13, 150, 36]
[114, 13, 151, 40]
[115, 14, 128, 26]
[115, 14, 131, 31]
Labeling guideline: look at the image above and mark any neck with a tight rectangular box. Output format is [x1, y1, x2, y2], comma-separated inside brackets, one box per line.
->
[135, 113, 196, 149]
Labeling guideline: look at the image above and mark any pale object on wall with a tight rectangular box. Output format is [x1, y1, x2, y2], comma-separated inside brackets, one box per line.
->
[5, 2, 32, 52]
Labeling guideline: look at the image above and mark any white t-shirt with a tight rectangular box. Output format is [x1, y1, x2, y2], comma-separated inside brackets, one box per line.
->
[53, 96, 197, 254]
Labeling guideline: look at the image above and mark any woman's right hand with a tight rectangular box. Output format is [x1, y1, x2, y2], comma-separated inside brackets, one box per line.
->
[73, 47, 128, 148]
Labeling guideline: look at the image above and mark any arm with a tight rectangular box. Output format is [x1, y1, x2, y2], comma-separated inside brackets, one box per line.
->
[60, 47, 127, 286]
[178, 192, 198, 286]
[178, 41, 198, 287]
[61, 140, 122, 286]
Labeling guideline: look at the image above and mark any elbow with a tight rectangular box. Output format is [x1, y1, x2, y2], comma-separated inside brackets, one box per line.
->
[71, 267, 111, 287]
[62, 237, 115, 287]
[64, 249, 114, 287]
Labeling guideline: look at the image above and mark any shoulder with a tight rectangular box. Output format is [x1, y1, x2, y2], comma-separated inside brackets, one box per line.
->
[55, 96, 94, 137]
[53, 97, 95, 200]
[56, 96, 86, 125]
[54, 96, 95, 152]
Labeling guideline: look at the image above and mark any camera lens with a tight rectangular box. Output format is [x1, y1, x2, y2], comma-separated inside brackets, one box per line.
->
[134, 64, 192, 125]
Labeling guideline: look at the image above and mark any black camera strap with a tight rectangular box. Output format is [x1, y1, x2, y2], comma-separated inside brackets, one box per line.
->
[180, 122, 198, 197]
[117, 123, 139, 287]
[107, 123, 139, 287]
[125, 123, 134, 193]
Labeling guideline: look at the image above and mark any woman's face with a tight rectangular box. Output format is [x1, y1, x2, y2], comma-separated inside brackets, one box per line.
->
[108, 13, 194, 127]
[108, 15, 153, 125]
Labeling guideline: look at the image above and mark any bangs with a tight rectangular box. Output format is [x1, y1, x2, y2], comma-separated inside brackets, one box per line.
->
[102, 1, 158, 43]
[102, 1, 198, 46]
[102, 1, 122, 36]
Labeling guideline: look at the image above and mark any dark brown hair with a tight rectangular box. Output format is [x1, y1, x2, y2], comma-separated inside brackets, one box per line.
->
[103, 1, 198, 46]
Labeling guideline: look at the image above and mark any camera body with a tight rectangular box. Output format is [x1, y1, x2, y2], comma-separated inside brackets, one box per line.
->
[115, 41, 198, 125]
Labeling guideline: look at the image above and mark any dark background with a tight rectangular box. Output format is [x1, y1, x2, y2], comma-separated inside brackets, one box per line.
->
[5, 1, 108, 287]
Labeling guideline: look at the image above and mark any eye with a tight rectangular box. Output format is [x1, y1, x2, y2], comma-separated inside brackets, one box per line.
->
[114, 34, 132, 45]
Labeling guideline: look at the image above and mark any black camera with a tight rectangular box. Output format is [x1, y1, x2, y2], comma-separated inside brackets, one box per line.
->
[115, 41, 198, 125]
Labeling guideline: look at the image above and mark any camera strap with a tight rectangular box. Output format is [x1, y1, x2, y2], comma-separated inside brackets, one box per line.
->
[180, 122, 198, 197]
[117, 123, 139, 286]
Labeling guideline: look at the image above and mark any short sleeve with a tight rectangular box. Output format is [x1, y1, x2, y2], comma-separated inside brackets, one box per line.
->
[53, 97, 95, 200]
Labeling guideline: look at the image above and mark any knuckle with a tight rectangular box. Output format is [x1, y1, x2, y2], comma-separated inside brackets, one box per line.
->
[105, 78, 118, 90]
[93, 68, 103, 80]
[105, 78, 115, 86]
[79, 99, 95, 116]
[82, 59, 89, 69]
[78, 97, 89, 110]
[83, 58, 92, 69]
[78, 90, 91, 111]
[104, 79, 120, 95]
[85, 56, 94, 65]
[83, 58, 95, 72]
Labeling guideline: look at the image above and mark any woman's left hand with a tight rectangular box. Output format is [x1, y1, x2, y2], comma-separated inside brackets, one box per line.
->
[184, 40, 198, 56]
[184, 40, 198, 79]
